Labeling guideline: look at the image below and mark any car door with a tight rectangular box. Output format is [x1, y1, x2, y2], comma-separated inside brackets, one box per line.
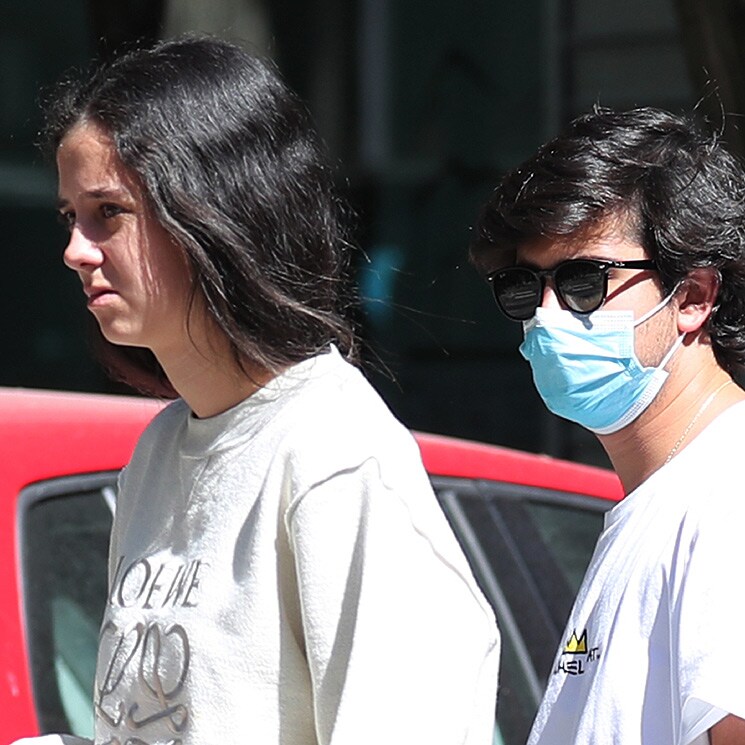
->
[432, 475, 613, 745]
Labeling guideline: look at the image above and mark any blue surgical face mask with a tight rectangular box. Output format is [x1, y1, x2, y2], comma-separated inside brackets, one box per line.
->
[518, 291, 684, 434]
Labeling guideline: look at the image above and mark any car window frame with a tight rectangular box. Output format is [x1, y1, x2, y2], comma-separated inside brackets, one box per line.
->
[16, 471, 118, 735]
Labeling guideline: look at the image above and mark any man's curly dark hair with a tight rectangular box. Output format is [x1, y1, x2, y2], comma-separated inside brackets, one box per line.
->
[471, 106, 745, 379]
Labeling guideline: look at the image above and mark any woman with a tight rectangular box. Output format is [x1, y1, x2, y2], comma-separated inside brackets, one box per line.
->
[18, 37, 499, 745]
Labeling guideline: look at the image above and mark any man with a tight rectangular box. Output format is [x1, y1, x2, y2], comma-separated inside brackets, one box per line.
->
[471, 106, 745, 744]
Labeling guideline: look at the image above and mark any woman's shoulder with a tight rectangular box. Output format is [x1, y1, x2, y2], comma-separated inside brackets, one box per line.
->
[287, 351, 411, 443]
[144, 397, 189, 430]
[275, 354, 423, 484]
[131, 397, 189, 452]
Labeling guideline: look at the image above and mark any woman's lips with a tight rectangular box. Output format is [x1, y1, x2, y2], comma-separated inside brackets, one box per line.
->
[85, 287, 117, 308]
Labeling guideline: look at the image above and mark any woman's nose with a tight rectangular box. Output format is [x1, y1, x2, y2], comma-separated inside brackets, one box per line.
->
[63, 228, 104, 272]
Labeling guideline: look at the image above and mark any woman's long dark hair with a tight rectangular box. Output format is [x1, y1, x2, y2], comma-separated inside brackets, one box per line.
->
[45, 36, 356, 396]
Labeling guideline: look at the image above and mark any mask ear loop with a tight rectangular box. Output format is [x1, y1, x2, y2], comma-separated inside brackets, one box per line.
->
[634, 280, 686, 372]
[657, 330, 686, 370]
[633, 282, 682, 327]
[653, 267, 723, 328]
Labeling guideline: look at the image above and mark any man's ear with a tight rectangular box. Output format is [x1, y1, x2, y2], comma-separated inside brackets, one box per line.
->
[675, 267, 721, 334]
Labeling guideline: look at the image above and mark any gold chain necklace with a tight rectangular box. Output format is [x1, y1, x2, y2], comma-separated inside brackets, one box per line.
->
[665, 379, 733, 464]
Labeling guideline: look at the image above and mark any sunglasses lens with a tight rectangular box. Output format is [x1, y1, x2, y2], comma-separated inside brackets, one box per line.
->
[491, 268, 541, 320]
[555, 261, 606, 313]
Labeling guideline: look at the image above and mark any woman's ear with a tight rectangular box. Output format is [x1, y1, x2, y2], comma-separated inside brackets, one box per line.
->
[675, 267, 721, 334]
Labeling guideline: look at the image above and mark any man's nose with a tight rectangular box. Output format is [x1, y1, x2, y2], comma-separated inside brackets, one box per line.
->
[540, 279, 563, 310]
[63, 228, 103, 272]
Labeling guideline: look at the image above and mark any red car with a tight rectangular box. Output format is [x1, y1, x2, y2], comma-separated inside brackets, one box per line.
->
[0, 388, 622, 745]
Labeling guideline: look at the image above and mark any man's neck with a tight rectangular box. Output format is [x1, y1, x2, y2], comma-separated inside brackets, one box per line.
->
[598, 348, 743, 494]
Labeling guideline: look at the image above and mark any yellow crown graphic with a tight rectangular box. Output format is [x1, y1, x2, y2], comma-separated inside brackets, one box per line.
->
[564, 630, 587, 654]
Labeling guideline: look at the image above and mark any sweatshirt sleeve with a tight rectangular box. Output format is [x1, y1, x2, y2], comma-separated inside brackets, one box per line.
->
[286, 457, 499, 745]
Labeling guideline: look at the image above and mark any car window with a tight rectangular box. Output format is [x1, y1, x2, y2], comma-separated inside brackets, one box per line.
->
[19, 474, 116, 738]
[522, 500, 604, 594]
[433, 476, 611, 745]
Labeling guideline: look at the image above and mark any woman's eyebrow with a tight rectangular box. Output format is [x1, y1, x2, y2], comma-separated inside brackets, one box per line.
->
[56, 187, 133, 208]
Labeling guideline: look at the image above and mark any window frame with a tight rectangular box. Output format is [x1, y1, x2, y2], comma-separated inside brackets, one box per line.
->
[16, 471, 118, 734]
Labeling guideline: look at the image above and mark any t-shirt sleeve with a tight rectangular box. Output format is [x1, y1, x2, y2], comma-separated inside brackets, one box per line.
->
[285, 458, 499, 745]
[674, 503, 745, 743]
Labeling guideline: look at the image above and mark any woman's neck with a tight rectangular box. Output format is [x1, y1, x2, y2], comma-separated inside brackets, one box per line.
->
[154, 324, 275, 418]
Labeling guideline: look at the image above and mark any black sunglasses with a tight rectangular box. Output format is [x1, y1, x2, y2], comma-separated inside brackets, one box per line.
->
[487, 258, 658, 321]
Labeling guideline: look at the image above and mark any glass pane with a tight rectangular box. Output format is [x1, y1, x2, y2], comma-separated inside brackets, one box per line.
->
[21, 480, 115, 737]
[522, 501, 605, 594]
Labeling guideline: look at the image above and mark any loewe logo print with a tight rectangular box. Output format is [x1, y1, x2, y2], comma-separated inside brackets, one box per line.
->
[97, 555, 209, 744]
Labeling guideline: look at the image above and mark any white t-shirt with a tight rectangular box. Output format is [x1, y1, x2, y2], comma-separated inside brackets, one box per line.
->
[20, 347, 499, 745]
[528, 400, 745, 745]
